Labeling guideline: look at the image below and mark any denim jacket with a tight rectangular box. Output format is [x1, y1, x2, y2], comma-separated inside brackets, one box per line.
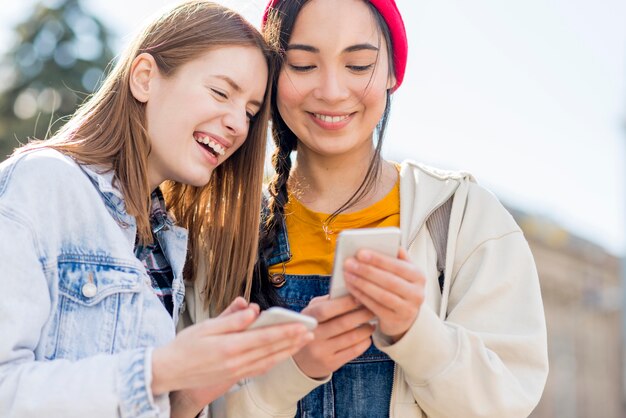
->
[0, 149, 188, 417]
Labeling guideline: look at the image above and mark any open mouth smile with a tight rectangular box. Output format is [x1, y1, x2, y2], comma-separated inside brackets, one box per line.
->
[194, 132, 226, 158]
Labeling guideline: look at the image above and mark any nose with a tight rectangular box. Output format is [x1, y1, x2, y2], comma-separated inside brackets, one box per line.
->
[223, 106, 248, 139]
[313, 67, 350, 103]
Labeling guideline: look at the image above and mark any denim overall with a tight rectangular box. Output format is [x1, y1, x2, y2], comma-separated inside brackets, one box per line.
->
[266, 220, 394, 418]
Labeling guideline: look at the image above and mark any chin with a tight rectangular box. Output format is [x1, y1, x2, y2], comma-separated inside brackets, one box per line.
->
[195, 175, 214, 188]
[182, 171, 215, 188]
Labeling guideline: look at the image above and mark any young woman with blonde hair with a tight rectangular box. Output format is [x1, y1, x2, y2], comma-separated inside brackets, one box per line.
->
[0, 2, 312, 417]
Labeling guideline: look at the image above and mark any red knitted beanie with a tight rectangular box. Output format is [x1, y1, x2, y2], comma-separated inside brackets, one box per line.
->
[262, 0, 408, 91]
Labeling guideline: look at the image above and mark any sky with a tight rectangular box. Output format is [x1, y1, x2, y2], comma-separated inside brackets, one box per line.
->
[2, 0, 625, 256]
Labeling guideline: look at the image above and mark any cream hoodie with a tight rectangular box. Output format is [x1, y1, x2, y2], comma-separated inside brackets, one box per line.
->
[180, 160, 549, 418]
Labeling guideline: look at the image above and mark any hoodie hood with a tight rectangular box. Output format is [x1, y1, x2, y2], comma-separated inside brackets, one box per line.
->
[399, 160, 475, 250]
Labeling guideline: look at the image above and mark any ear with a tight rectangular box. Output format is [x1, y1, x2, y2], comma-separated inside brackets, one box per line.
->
[129, 53, 158, 103]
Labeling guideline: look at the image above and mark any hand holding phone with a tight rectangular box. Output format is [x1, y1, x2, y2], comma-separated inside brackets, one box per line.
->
[248, 307, 318, 331]
[329, 227, 401, 299]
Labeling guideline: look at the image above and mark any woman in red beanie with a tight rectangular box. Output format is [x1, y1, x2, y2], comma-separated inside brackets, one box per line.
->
[187, 0, 548, 416]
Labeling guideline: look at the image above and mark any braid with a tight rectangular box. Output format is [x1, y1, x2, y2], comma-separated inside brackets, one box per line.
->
[265, 121, 296, 246]
[251, 115, 296, 309]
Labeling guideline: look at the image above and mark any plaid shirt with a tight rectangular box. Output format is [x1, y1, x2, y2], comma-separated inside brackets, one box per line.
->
[134, 188, 175, 316]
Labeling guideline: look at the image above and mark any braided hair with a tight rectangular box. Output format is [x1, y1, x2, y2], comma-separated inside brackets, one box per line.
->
[251, 95, 297, 308]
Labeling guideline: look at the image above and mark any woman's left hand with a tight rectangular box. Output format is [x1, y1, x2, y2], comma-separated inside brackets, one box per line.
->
[343, 248, 426, 342]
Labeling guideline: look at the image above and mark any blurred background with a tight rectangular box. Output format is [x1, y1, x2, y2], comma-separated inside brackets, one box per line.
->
[0, 0, 624, 416]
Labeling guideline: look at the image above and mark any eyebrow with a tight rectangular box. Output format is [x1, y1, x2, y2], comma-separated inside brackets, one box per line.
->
[286, 43, 379, 54]
[344, 43, 379, 53]
[286, 44, 319, 53]
[215, 75, 262, 108]
[216, 75, 242, 92]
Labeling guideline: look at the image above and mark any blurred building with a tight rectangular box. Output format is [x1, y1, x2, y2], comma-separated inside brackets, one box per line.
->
[509, 209, 623, 418]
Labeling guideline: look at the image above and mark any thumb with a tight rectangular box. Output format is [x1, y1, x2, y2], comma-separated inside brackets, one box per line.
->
[398, 247, 410, 260]
[219, 296, 249, 317]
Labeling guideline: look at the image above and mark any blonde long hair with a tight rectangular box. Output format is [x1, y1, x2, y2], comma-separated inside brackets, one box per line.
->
[17, 1, 273, 313]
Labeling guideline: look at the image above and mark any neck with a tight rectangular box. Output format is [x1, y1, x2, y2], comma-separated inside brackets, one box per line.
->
[147, 167, 160, 192]
[290, 143, 392, 214]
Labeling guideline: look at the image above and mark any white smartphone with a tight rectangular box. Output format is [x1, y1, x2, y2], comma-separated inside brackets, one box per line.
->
[248, 307, 318, 331]
[329, 227, 402, 299]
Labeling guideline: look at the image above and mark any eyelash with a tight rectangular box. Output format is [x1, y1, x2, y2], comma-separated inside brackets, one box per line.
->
[348, 64, 375, 72]
[211, 88, 256, 123]
[211, 88, 228, 99]
[288, 64, 316, 72]
[288, 64, 375, 73]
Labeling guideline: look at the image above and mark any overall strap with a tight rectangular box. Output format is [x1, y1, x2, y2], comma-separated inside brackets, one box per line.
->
[426, 197, 453, 292]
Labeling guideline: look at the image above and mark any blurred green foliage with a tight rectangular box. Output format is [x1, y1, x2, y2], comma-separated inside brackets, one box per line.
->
[0, 0, 115, 161]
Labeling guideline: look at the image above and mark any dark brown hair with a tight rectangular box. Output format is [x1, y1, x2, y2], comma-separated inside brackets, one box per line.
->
[253, 0, 395, 308]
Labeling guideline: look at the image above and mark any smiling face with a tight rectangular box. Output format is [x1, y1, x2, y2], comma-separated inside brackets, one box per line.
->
[135, 45, 268, 189]
[276, 0, 395, 159]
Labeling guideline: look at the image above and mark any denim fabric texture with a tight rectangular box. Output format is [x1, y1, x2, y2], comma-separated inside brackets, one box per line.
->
[268, 223, 394, 418]
[0, 149, 188, 417]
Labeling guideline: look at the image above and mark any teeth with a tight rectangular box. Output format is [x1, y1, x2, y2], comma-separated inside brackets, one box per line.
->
[194, 135, 225, 156]
[208, 141, 225, 156]
[314, 113, 349, 123]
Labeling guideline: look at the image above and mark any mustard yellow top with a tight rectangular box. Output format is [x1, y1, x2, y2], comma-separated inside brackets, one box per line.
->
[268, 179, 400, 276]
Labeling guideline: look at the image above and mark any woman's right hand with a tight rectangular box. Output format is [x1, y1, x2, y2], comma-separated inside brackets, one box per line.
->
[293, 295, 375, 379]
[151, 297, 314, 399]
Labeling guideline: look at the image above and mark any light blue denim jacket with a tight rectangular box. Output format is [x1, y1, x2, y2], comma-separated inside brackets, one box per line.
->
[0, 149, 188, 417]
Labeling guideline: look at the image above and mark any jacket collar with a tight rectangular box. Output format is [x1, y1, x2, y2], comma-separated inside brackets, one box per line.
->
[399, 160, 474, 248]
[78, 163, 134, 227]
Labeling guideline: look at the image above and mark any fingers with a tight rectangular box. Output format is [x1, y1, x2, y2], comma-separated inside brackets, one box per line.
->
[345, 277, 398, 317]
[218, 297, 249, 317]
[169, 312, 317, 393]
[345, 263, 424, 322]
[292, 319, 374, 379]
[346, 264, 423, 307]
[229, 338, 311, 380]
[352, 249, 425, 285]
[308, 295, 330, 306]
[327, 323, 374, 353]
[302, 294, 362, 323]
[345, 258, 423, 339]
[219, 328, 314, 379]
[248, 303, 261, 316]
[331, 335, 373, 366]
[344, 261, 416, 301]
[314, 307, 375, 340]
[189, 323, 312, 380]
[199, 307, 258, 335]
[232, 322, 311, 351]
[398, 247, 410, 261]
[344, 252, 425, 302]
